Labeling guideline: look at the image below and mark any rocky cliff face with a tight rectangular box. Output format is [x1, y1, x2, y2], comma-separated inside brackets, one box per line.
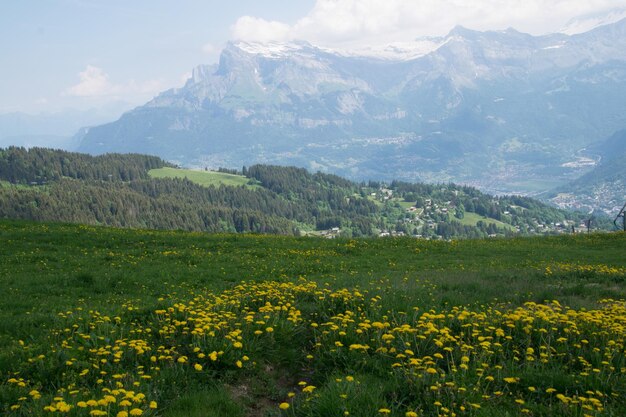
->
[78, 19, 626, 201]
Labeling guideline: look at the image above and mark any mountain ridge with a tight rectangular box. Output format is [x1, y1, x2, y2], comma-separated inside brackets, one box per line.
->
[77, 18, 626, 212]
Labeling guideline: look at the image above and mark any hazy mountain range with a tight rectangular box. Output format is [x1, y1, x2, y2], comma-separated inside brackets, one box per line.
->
[5, 15, 625, 215]
[0, 106, 129, 149]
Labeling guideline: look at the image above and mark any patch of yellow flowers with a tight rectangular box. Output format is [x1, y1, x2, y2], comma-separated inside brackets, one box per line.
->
[545, 262, 626, 277]
[4, 278, 626, 416]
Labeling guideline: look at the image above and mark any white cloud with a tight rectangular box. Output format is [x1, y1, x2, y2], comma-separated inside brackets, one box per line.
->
[230, 0, 626, 47]
[65, 65, 112, 97]
[64, 65, 165, 100]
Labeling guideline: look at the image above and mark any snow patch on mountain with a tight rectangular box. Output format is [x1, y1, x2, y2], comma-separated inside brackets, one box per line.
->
[233, 38, 446, 61]
[560, 9, 626, 35]
[232, 41, 316, 58]
[333, 39, 446, 61]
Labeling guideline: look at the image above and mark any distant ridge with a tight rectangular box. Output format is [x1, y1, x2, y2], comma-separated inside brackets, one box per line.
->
[0, 147, 602, 237]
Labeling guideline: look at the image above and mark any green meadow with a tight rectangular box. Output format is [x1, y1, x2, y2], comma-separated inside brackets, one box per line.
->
[454, 212, 514, 231]
[148, 167, 258, 189]
[1, 220, 625, 416]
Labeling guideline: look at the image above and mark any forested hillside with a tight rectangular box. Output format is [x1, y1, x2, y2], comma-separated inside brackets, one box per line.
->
[0, 147, 601, 237]
[0, 146, 170, 183]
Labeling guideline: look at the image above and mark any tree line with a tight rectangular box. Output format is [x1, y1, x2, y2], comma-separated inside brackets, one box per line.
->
[0, 147, 601, 238]
[0, 146, 171, 183]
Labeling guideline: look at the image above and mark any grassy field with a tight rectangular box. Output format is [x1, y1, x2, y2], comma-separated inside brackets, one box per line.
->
[1, 220, 625, 416]
[455, 212, 515, 230]
[148, 167, 257, 188]
[0, 180, 40, 190]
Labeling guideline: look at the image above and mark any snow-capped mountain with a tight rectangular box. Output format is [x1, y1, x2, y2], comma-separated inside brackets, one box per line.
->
[77, 18, 626, 203]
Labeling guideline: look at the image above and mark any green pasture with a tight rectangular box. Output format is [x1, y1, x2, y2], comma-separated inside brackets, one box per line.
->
[148, 167, 257, 188]
[1, 220, 625, 417]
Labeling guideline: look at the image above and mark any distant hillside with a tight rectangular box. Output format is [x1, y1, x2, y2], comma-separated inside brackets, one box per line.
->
[0, 109, 124, 150]
[0, 147, 602, 238]
[0, 134, 77, 150]
[549, 130, 626, 216]
[586, 129, 626, 159]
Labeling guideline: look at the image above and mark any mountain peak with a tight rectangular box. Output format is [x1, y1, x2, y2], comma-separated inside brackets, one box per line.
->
[447, 25, 481, 38]
[228, 40, 317, 58]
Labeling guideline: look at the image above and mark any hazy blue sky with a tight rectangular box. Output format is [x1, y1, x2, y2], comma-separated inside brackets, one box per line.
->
[0, 0, 314, 114]
[2, 0, 625, 115]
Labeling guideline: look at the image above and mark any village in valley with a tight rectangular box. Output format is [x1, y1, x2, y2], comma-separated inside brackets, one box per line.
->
[320, 184, 595, 239]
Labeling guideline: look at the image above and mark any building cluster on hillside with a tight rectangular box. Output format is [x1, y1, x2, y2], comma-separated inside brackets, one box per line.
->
[315, 184, 599, 240]
[319, 227, 341, 239]
[551, 190, 624, 218]
[369, 185, 590, 239]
